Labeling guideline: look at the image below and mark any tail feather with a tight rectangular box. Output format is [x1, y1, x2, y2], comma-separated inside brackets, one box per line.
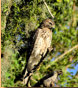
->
[23, 70, 32, 85]
[24, 69, 28, 78]
[23, 75, 30, 85]
[23, 70, 29, 85]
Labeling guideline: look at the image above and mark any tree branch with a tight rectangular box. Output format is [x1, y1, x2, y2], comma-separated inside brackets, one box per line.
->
[54, 44, 78, 62]
[47, 44, 78, 69]
[43, 0, 54, 18]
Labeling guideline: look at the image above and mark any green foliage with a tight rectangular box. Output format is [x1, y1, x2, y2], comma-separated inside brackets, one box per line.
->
[1, 40, 26, 87]
[1, 0, 78, 87]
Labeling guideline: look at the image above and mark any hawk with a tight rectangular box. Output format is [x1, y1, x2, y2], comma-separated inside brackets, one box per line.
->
[23, 19, 55, 85]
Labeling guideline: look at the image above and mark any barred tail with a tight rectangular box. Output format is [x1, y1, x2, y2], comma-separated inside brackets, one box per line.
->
[23, 76, 30, 85]
[23, 70, 28, 84]
[23, 70, 31, 86]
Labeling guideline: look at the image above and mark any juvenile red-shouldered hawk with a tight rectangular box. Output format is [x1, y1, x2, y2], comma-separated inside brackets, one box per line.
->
[23, 19, 55, 85]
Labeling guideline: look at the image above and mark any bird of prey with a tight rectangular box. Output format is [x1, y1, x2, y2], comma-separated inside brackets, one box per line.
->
[23, 19, 55, 85]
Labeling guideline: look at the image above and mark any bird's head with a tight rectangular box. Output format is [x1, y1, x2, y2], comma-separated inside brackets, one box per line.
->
[41, 19, 55, 30]
[56, 69, 63, 75]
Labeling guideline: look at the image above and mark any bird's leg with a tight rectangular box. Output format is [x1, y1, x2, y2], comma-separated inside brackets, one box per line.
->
[48, 46, 53, 53]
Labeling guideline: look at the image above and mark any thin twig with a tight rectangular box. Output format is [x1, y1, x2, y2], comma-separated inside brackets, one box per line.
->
[47, 44, 78, 69]
[43, 0, 54, 18]
[54, 44, 78, 62]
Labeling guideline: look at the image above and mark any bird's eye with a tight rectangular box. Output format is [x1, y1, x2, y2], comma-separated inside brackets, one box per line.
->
[49, 22, 52, 25]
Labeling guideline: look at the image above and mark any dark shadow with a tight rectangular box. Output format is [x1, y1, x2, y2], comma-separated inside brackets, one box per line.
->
[14, 30, 36, 83]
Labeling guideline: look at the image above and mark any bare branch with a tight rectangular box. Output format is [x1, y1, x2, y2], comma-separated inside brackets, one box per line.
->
[47, 44, 78, 69]
[43, 0, 54, 18]
[54, 44, 78, 62]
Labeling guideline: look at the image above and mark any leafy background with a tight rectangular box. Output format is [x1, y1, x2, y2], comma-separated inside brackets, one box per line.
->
[1, 0, 78, 87]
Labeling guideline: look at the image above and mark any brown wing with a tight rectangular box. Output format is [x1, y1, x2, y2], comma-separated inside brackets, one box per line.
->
[27, 28, 52, 72]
